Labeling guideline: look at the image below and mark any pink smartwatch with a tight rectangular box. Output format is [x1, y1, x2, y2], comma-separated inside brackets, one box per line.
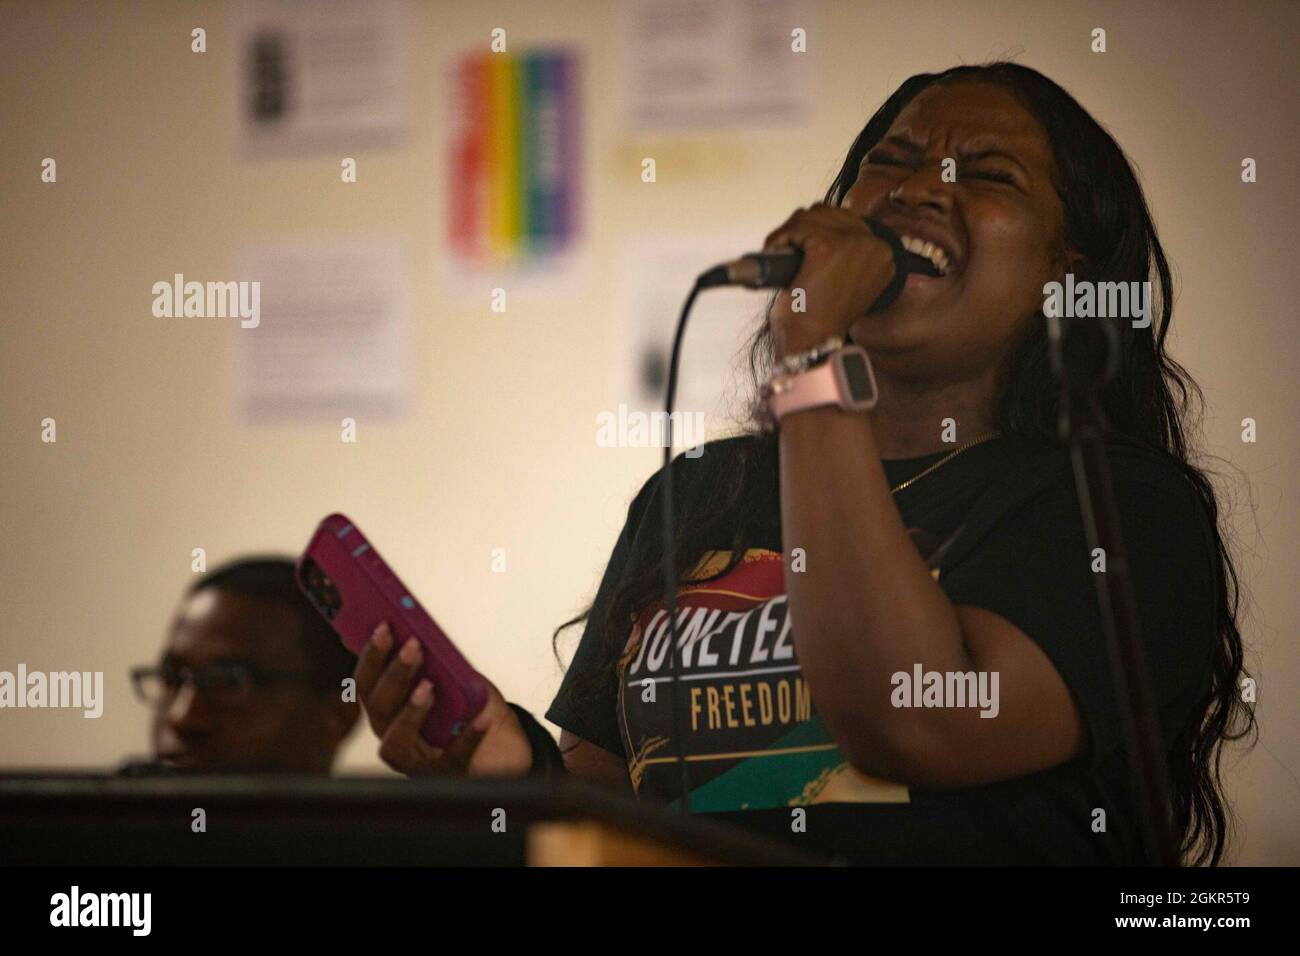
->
[765, 345, 879, 425]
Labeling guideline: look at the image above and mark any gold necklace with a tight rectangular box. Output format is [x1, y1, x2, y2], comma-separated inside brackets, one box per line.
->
[889, 432, 1001, 495]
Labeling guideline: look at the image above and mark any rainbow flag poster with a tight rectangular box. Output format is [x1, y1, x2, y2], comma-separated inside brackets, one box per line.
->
[449, 50, 581, 268]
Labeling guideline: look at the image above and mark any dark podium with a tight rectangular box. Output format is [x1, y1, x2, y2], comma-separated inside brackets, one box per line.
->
[0, 774, 829, 866]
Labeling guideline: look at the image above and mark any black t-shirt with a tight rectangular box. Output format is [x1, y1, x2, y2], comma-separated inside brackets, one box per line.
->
[546, 432, 1218, 864]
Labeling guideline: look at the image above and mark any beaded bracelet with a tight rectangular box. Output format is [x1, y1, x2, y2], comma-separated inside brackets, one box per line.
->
[757, 336, 845, 432]
[772, 334, 844, 377]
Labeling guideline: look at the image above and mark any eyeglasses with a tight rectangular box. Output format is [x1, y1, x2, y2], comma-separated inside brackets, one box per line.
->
[130, 661, 320, 709]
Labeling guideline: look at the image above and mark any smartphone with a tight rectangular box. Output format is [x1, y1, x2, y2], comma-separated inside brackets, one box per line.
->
[296, 513, 488, 747]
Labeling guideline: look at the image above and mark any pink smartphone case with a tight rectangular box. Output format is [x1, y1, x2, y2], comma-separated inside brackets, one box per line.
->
[296, 513, 488, 748]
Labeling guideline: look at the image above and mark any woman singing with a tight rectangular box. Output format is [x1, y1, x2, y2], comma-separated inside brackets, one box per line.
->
[354, 63, 1253, 865]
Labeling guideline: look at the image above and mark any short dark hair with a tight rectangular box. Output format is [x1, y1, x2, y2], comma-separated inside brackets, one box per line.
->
[187, 556, 356, 692]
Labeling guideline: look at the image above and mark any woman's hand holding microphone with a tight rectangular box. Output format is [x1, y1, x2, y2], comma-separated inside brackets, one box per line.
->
[761, 202, 900, 361]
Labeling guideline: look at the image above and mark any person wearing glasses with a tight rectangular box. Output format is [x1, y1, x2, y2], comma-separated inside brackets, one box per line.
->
[127, 557, 359, 773]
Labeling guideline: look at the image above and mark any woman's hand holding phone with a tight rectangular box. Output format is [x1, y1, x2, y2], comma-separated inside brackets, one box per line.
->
[355, 622, 534, 777]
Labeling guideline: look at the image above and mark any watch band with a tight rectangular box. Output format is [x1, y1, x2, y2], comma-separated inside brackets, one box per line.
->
[768, 360, 841, 422]
[764, 345, 878, 425]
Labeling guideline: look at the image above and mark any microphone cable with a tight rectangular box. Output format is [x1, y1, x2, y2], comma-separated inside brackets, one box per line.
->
[658, 276, 705, 816]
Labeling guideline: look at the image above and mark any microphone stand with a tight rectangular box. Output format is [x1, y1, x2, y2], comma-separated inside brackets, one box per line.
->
[1045, 312, 1178, 866]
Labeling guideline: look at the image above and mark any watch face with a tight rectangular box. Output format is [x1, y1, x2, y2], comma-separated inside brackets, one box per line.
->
[841, 351, 876, 402]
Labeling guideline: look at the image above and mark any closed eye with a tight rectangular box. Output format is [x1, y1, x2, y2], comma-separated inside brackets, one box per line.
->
[865, 151, 1016, 186]
[969, 168, 1017, 185]
[863, 149, 901, 167]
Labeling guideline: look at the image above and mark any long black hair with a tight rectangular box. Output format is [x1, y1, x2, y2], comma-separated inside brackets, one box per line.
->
[554, 62, 1254, 865]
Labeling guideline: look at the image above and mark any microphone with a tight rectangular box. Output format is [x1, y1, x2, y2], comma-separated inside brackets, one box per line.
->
[699, 216, 941, 293]
[714, 249, 805, 289]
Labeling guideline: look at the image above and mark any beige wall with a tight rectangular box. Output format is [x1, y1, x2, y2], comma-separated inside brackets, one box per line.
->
[1, 0, 1296, 864]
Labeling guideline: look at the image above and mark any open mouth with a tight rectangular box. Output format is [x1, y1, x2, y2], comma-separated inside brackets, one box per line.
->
[898, 234, 952, 277]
